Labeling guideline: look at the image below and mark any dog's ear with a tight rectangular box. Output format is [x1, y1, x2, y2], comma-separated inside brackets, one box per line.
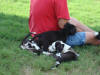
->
[55, 42, 64, 52]
[55, 42, 61, 47]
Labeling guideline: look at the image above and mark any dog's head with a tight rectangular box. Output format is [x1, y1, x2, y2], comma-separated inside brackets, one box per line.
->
[20, 32, 40, 50]
[21, 39, 40, 50]
[48, 41, 66, 53]
[63, 23, 76, 35]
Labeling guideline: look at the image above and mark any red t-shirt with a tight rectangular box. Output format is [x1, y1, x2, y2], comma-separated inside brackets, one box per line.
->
[29, 0, 70, 35]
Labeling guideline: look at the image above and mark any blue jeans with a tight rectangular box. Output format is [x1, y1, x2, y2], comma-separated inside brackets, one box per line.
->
[66, 32, 86, 46]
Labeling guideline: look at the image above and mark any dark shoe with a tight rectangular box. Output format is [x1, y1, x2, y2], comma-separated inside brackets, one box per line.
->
[96, 32, 100, 40]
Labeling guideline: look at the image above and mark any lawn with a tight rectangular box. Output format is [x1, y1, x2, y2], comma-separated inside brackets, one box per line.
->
[0, 0, 100, 75]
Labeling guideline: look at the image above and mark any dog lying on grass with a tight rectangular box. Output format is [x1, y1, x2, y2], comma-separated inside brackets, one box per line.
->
[48, 41, 79, 69]
[21, 39, 79, 69]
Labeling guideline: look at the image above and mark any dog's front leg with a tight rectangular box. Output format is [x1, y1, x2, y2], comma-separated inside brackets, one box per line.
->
[50, 61, 61, 70]
[50, 53, 62, 69]
[42, 51, 52, 56]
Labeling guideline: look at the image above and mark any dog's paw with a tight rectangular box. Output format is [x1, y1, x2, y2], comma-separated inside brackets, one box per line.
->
[50, 66, 57, 70]
[42, 51, 52, 56]
[56, 53, 62, 58]
[50, 61, 60, 70]
[20, 45, 26, 49]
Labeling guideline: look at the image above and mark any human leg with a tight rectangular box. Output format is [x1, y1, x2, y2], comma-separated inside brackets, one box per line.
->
[68, 17, 95, 32]
[68, 17, 100, 45]
[66, 32, 100, 46]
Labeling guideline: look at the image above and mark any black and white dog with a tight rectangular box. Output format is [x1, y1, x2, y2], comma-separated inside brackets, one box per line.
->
[48, 41, 79, 69]
[21, 39, 79, 69]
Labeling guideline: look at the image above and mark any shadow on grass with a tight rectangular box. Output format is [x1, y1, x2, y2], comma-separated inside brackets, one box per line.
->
[0, 12, 100, 41]
[0, 13, 29, 41]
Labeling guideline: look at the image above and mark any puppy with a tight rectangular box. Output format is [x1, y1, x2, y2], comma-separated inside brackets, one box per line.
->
[31, 23, 77, 52]
[48, 41, 79, 69]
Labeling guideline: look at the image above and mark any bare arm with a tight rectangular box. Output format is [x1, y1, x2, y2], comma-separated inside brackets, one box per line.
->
[58, 19, 69, 29]
[58, 17, 95, 32]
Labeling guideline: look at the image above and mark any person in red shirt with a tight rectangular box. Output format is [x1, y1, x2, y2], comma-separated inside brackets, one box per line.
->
[29, 0, 100, 46]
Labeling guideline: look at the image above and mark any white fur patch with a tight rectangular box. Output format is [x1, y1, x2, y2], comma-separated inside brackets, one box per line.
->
[31, 41, 40, 50]
[20, 45, 26, 49]
[62, 44, 71, 53]
[56, 61, 60, 65]
[42, 51, 51, 56]
[48, 42, 56, 52]
[56, 53, 61, 57]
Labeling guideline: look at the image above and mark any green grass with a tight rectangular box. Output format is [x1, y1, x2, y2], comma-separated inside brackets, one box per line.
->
[0, 0, 100, 75]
